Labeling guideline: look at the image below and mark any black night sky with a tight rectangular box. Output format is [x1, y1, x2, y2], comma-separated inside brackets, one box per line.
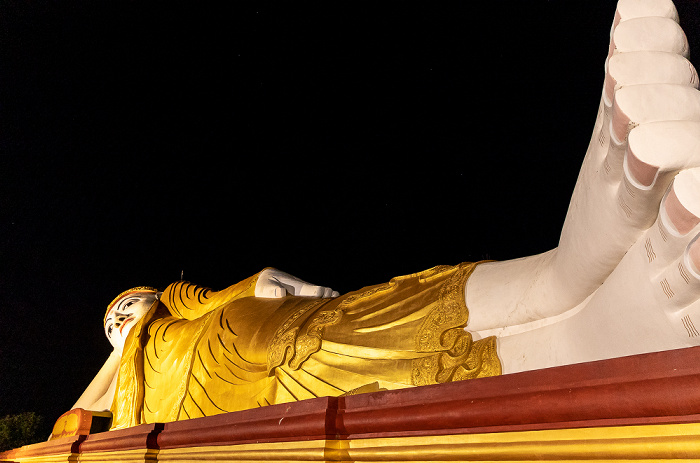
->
[1, 1, 699, 426]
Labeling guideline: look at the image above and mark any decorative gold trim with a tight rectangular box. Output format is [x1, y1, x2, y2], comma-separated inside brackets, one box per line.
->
[7, 453, 78, 463]
[77, 448, 159, 462]
[267, 300, 326, 373]
[156, 439, 332, 463]
[411, 262, 501, 385]
[289, 308, 343, 370]
[152, 422, 700, 462]
[414, 263, 473, 352]
[338, 281, 397, 311]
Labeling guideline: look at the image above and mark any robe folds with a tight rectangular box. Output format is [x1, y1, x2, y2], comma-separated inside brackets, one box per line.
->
[110, 263, 501, 430]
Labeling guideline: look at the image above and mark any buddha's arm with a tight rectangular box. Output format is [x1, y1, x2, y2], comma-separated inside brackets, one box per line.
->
[71, 350, 121, 411]
[162, 269, 338, 320]
[161, 273, 261, 320]
[255, 268, 339, 298]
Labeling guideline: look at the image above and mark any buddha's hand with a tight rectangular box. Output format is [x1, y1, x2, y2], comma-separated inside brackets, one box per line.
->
[255, 268, 340, 299]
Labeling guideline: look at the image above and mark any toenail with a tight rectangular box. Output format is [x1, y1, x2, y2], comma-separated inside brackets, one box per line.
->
[608, 12, 619, 59]
[687, 237, 700, 277]
[612, 9, 621, 33]
[665, 185, 700, 235]
[603, 70, 616, 106]
[625, 147, 658, 187]
[608, 36, 617, 60]
[689, 61, 699, 89]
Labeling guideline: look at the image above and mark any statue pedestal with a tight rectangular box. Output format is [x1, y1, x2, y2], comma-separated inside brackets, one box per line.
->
[4, 346, 700, 462]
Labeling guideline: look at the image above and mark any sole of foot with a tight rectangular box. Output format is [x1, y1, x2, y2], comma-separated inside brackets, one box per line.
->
[495, 168, 700, 374]
[467, 0, 699, 331]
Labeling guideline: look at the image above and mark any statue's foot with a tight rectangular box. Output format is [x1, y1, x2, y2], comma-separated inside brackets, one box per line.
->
[497, 167, 700, 373]
[635, 168, 700, 337]
[465, 0, 700, 331]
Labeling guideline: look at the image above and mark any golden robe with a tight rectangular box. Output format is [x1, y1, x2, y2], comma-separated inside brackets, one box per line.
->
[110, 263, 501, 430]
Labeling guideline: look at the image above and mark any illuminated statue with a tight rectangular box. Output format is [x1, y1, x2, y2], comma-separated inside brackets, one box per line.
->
[69, 0, 700, 431]
[73, 266, 500, 429]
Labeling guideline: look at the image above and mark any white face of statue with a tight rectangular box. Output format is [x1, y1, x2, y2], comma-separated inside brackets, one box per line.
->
[104, 293, 157, 352]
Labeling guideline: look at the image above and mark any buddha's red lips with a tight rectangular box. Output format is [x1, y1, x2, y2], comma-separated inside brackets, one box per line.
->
[120, 317, 135, 334]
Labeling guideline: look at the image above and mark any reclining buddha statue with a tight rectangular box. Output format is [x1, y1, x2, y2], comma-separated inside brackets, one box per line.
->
[76, 265, 498, 430]
[66, 0, 700, 432]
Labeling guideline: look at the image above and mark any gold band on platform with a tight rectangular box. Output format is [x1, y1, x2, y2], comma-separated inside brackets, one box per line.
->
[151, 422, 700, 462]
[4, 419, 700, 461]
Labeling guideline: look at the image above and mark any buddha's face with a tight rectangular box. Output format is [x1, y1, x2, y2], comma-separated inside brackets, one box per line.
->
[104, 293, 156, 351]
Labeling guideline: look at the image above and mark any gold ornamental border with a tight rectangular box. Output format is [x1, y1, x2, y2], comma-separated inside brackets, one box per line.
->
[151, 421, 700, 462]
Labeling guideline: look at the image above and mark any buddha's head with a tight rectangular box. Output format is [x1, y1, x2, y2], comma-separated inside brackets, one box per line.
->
[104, 287, 159, 351]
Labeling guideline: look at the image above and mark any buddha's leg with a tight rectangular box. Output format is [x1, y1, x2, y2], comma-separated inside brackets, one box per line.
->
[466, 0, 700, 330]
[496, 167, 700, 373]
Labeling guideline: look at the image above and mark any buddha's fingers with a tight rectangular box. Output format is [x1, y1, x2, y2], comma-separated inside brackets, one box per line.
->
[297, 283, 337, 298]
